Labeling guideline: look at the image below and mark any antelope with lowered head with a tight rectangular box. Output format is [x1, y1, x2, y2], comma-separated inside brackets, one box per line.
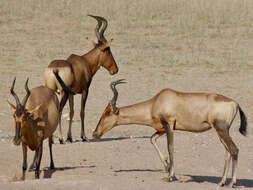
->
[44, 15, 118, 143]
[93, 79, 247, 188]
[8, 71, 73, 180]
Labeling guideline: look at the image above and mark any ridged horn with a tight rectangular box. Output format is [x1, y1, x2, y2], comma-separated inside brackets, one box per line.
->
[110, 79, 126, 113]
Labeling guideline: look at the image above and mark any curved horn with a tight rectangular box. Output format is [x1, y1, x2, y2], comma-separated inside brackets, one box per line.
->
[110, 79, 126, 113]
[10, 77, 21, 107]
[98, 16, 108, 42]
[88, 14, 102, 42]
[21, 78, 30, 107]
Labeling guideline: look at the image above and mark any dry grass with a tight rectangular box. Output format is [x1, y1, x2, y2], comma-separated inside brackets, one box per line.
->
[0, 0, 252, 69]
[1, 0, 253, 136]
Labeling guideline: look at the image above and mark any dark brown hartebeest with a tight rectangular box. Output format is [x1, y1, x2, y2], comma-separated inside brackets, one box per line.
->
[44, 15, 118, 143]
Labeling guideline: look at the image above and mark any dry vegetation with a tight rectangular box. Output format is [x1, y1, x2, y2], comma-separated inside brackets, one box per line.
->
[0, 1, 253, 189]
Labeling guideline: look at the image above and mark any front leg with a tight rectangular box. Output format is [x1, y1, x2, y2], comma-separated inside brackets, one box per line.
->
[80, 89, 89, 142]
[21, 142, 27, 180]
[35, 143, 43, 179]
[29, 151, 38, 171]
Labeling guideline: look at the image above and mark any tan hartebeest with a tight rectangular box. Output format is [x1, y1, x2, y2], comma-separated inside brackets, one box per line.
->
[93, 79, 247, 188]
[8, 71, 73, 179]
[44, 15, 118, 143]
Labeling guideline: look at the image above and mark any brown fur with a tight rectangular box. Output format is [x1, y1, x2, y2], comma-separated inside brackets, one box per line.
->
[93, 86, 247, 187]
[9, 86, 59, 180]
[9, 73, 73, 180]
[44, 15, 118, 143]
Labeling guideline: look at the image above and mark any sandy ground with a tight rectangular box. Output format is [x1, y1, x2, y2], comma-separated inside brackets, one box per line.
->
[1, 5, 253, 190]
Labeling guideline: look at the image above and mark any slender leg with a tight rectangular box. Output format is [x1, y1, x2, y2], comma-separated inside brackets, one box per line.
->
[29, 151, 38, 171]
[150, 131, 169, 172]
[35, 143, 43, 179]
[21, 142, 27, 180]
[58, 91, 69, 144]
[49, 136, 55, 169]
[66, 94, 74, 142]
[161, 117, 176, 181]
[165, 124, 175, 181]
[80, 90, 89, 142]
[218, 150, 231, 186]
[216, 128, 238, 188]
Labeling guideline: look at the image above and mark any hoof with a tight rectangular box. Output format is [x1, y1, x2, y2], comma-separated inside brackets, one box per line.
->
[167, 175, 177, 182]
[218, 181, 226, 187]
[66, 137, 73, 143]
[59, 138, 64, 144]
[81, 136, 90, 142]
[228, 182, 236, 188]
[162, 175, 176, 182]
[29, 165, 35, 172]
[35, 171, 40, 179]
[50, 163, 55, 170]
[29, 168, 35, 172]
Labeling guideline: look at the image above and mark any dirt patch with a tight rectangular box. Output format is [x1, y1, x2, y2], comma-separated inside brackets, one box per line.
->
[0, 1, 253, 189]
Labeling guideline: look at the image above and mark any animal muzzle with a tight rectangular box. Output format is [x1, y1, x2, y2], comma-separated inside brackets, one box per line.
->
[109, 66, 118, 75]
[92, 131, 101, 139]
[13, 137, 21, 146]
[13, 123, 21, 146]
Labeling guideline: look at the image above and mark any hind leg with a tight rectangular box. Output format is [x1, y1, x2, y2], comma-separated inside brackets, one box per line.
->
[80, 90, 89, 142]
[160, 117, 176, 181]
[58, 91, 69, 144]
[215, 125, 238, 188]
[49, 136, 55, 169]
[66, 94, 74, 142]
[150, 131, 169, 172]
[218, 150, 231, 186]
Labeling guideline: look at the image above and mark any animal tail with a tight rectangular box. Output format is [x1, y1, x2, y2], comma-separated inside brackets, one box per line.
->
[53, 69, 75, 95]
[238, 105, 247, 136]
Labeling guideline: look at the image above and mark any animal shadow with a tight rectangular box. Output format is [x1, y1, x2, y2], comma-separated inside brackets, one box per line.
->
[43, 165, 96, 179]
[90, 136, 150, 143]
[115, 168, 162, 173]
[182, 174, 253, 188]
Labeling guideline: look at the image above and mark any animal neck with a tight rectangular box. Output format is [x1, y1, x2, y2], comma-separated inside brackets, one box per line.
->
[82, 48, 102, 76]
[116, 100, 153, 127]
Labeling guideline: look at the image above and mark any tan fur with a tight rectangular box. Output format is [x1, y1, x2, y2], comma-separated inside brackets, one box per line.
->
[94, 87, 246, 187]
[44, 61, 75, 92]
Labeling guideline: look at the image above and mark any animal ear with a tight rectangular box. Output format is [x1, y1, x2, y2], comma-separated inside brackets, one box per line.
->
[99, 39, 113, 51]
[27, 104, 42, 115]
[86, 37, 96, 47]
[7, 100, 16, 110]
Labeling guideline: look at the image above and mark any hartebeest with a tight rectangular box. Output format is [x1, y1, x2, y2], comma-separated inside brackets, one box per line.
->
[8, 71, 73, 179]
[93, 80, 247, 187]
[44, 15, 118, 143]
